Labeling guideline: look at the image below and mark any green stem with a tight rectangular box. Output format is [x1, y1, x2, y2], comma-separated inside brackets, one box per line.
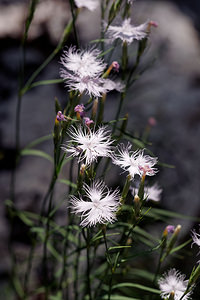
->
[102, 228, 113, 300]
[83, 229, 92, 300]
[43, 190, 54, 300]
[112, 92, 125, 134]
[69, 0, 79, 47]
[21, 13, 78, 96]
[74, 232, 81, 300]
[101, 0, 105, 53]
[23, 239, 36, 299]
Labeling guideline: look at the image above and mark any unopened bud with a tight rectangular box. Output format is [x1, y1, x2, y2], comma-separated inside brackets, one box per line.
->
[112, 61, 120, 72]
[120, 174, 131, 204]
[174, 224, 181, 235]
[147, 20, 158, 32]
[169, 291, 175, 300]
[84, 117, 94, 128]
[103, 61, 120, 78]
[134, 194, 141, 219]
[165, 225, 181, 257]
[56, 111, 66, 122]
[74, 104, 85, 120]
[164, 225, 175, 236]
[188, 264, 200, 287]
[149, 20, 158, 28]
[148, 117, 157, 127]
[80, 164, 86, 176]
[91, 98, 98, 121]
[126, 238, 132, 246]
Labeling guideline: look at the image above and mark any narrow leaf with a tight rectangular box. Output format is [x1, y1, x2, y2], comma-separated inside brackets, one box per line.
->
[21, 149, 53, 163]
[109, 245, 131, 251]
[58, 178, 77, 189]
[112, 283, 160, 294]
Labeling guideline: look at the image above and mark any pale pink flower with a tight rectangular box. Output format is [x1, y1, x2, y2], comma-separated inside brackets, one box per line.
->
[103, 79, 125, 93]
[60, 47, 106, 78]
[112, 143, 158, 179]
[70, 180, 120, 227]
[62, 74, 109, 97]
[106, 18, 149, 44]
[60, 47, 122, 97]
[158, 269, 192, 300]
[62, 126, 113, 165]
[131, 183, 162, 202]
[191, 227, 200, 254]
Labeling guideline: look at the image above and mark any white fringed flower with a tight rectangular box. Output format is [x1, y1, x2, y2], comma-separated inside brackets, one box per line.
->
[112, 143, 158, 179]
[158, 269, 191, 300]
[106, 18, 149, 44]
[74, 0, 100, 11]
[103, 79, 125, 93]
[62, 126, 113, 165]
[191, 227, 200, 253]
[70, 181, 120, 227]
[63, 74, 109, 97]
[131, 183, 162, 202]
[60, 47, 106, 78]
[60, 47, 122, 97]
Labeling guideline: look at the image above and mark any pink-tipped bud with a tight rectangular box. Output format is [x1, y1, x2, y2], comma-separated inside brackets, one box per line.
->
[84, 117, 94, 127]
[74, 104, 85, 117]
[148, 117, 157, 127]
[56, 111, 66, 121]
[166, 225, 175, 234]
[149, 20, 158, 28]
[112, 61, 120, 72]
[80, 164, 86, 176]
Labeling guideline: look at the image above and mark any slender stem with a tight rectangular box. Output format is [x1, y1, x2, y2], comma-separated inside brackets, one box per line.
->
[83, 229, 92, 300]
[112, 92, 125, 134]
[74, 232, 81, 300]
[58, 228, 70, 300]
[102, 228, 113, 300]
[153, 252, 163, 285]
[69, 0, 79, 47]
[43, 189, 54, 300]
[21, 13, 78, 96]
[101, 0, 105, 53]
[86, 229, 92, 300]
[23, 239, 36, 298]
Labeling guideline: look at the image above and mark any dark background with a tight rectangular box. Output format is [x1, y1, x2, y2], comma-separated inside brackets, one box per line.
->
[0, 0, 200, 298]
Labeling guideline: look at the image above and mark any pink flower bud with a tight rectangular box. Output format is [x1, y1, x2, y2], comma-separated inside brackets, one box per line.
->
[149, 20, 158, 28]
[56, 111, 66, 121]
[84, 117, 94, 127]
[112, 61, 120, 72]
[166, 225, 175, 234]
[74, 104, 85, 113]
[148, 117, 157, 127]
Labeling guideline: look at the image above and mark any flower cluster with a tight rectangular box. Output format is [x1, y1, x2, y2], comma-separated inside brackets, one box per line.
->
[60, 47, 124, 97]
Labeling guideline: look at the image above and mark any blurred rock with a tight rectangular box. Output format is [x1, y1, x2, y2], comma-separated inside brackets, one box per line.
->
[0, 0, 70, 43]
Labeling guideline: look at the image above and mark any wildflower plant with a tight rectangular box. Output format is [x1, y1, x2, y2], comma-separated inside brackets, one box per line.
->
[6, 0, 200, 300]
